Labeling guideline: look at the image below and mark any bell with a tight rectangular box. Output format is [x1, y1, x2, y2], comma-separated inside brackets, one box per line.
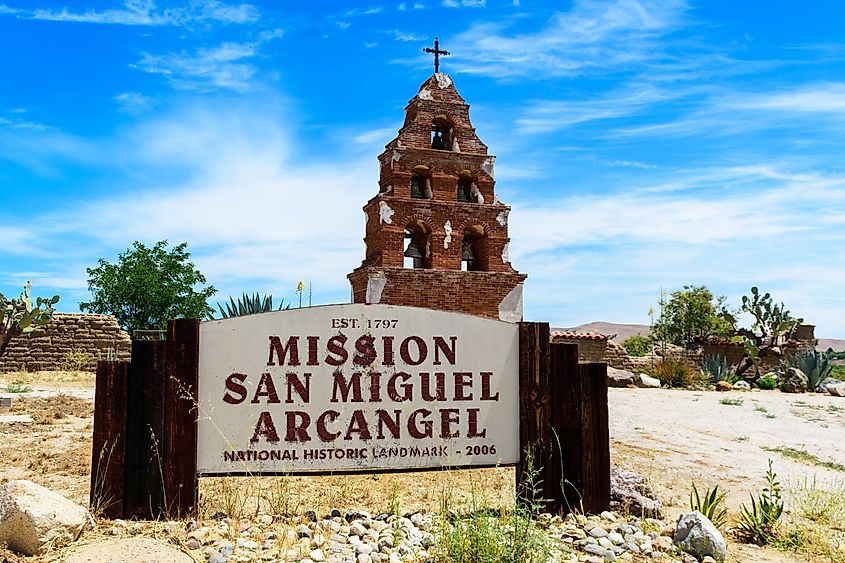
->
[410, 178, 422, 198]
[404, 240, 423, 259]
[461, 240, 475, 261]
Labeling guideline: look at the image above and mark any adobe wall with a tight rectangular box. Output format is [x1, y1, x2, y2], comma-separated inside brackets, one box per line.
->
[0, 313, 131, 372]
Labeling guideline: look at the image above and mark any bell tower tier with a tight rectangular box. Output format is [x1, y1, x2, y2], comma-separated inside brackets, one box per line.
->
[347, 72, 526, 322]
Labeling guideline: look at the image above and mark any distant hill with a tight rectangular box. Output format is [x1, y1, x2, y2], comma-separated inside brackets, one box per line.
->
[560, 322, 651, 344]
[561, 321, 845, 351]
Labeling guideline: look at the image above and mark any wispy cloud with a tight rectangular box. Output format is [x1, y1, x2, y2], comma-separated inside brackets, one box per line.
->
[133, 42, 259, 91]
[443, 0, 486, 7]
[7, 100, 377, 306]
[343, 7, 383, 17]
[391, 30, 427, 42]
[447, 0, 689, 78]
[0, 3, 20, 14]
[115, 92, 152, 114]
[29, 0, 259, 26]
[516, 83, 689, 133]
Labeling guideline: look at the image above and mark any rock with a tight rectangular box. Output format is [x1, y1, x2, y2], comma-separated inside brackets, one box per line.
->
[715, 381, 733, 392]
[636, 374, 661, 389]
[780, 367, 808, 393]
[609, 467, 663, 518]
[607, 368, 637, 388]
[0, 479, 89, 556]
[208, 552, 226, 563]
[826, 381, 845, 397]
[673, 511, 726, 563]
[732, 380, 751, 390]
[701, 557, 718, 563]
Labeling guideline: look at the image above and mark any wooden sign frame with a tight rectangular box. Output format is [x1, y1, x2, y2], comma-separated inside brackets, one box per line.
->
[91, 318, 609, 519]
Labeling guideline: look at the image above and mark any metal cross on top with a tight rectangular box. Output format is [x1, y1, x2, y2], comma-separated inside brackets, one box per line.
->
[424, 37, 450, 73]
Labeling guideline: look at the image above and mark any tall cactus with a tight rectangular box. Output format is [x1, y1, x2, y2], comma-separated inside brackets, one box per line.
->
[0, 281, 60, 360]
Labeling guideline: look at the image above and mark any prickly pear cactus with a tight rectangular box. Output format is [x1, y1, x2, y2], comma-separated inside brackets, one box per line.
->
[0, 281, 60, 359]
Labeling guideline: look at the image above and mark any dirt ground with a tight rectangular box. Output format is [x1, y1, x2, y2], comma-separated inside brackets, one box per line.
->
[1, 373, 843, 562]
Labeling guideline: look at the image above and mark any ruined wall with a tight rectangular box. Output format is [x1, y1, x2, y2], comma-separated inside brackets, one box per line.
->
[0, 313, 131, 372]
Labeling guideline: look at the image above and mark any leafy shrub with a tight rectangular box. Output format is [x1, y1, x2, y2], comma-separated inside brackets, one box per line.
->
[652, 357, 701, 388]
[690, 484, 728, 529]
[622, 335, 652, 357]
[701, 354, 731, 383]
[783, 349, 832, 390]
[757, 374, 778, 390]
[738, 459, 784, 545]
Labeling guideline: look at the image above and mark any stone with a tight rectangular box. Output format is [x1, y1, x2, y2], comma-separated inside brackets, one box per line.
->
[732, 380, 751, 390]
[609, 467, 663, 518]
[636, 374, 661, 389]
[780, 367, 808, 393]
[0, 479, 89, 556]
[701, 557, 718, 563]
[826, 381, 845, 397]
[607, 367, 638, 388]
[673, 511, 726, 563]
[208, 552, 226, 563]
[715, 381, 733, 392]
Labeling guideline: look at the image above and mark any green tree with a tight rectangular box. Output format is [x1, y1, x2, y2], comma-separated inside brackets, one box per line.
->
[80, 241, 215, 332]
[652, 285, 736, 346]
[1, 281, 60, 359]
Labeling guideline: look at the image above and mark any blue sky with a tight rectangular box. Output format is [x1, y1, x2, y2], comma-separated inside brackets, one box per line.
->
[2, 0, 845, 337]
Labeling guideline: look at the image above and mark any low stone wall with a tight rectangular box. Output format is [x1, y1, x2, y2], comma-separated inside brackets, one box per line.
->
[0, 313, 131, 372]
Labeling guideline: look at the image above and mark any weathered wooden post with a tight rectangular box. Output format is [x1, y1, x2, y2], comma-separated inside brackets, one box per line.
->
[123, 339, 166, 519]
[517, 322, 610, 515]
[163, 318, 199, 517]
[90, 360, 129, 519]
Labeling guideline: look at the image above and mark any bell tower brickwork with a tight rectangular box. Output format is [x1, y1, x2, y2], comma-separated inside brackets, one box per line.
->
[347, 73, 526, 321]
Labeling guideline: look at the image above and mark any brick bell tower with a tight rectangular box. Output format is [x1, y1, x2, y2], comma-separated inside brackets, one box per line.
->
[348, 46, 526, 321]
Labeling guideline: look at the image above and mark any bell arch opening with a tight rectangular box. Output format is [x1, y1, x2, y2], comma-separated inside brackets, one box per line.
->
[404, 219, 432, 269]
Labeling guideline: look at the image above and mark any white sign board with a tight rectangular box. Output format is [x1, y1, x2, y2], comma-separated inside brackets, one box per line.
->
[197, 304, 519, 474]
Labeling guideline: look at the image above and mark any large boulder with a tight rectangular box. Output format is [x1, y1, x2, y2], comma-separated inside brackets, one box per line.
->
[609, 467, 663, 518]
[673, 511, 727, 563]
[826, 380, 845, 397]
[780, 367, 808, 393]
[607, 367, 637, 388]
[636, 373, 662, 388]
[0, 480, 89, 555]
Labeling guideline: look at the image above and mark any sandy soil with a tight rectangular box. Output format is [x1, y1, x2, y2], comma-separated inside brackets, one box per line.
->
[1, 374, 843, 562]
[609, 388, 845, 514]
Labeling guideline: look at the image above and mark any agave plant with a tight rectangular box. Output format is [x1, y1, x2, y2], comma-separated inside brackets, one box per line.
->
[738, 459, 784, 545]
[690, 483, 728, 529]
[701, 354, 731, 383]
[213, 292, 289, 319]
[784, 349, 832, 390]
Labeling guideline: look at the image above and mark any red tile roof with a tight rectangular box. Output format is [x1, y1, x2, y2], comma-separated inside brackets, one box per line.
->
[550, 331, 609, 342]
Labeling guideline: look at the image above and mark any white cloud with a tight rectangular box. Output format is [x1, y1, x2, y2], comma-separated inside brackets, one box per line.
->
[442, 0, 486, 7]
[729, 82, 845, 113]
[115, 92, 152, 114]
[133, 42, 258, 91]
[30, 0, 259, 26]
[8, 100, 377, 307]
[515, 84, 685, 133]
[391, 30, 427, 42]
[446, 0, 689, 77]
[0, 3, 20, 14]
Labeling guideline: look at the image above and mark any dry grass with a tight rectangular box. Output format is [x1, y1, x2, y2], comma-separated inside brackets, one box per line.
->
[199, 467, 516, 521]
[0, 370, 96, 387]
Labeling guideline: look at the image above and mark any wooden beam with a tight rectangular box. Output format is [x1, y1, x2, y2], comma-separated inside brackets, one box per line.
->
[124, 340, 167, 519]
[90, 360, 129, 519]
[163, 318, 200, 517]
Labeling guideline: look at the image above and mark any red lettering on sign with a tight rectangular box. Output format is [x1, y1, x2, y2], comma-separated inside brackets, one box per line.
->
[399, 336, 427, 365]
[316, 410, 340, 441]
[223, 373, 247, 404]
[285, 411, 311, 442]
[251, 372, 280, 404]
[268, 336, 300, 366]
[250, 411, 280, 443]
[353, 335, 377, 366]
[325, 334, 348, 366]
